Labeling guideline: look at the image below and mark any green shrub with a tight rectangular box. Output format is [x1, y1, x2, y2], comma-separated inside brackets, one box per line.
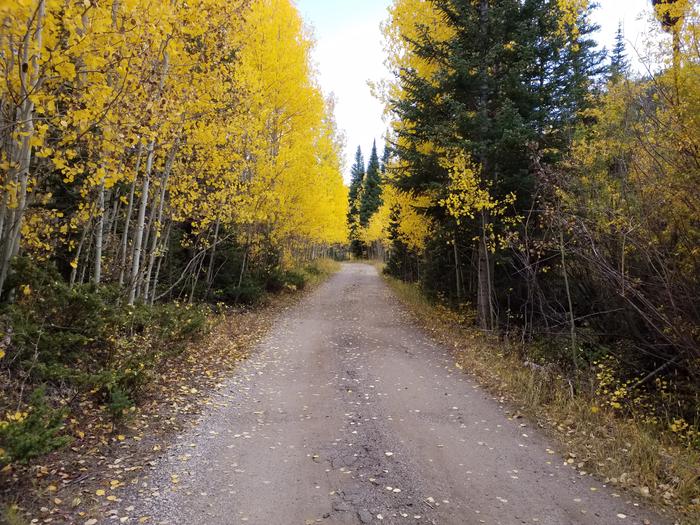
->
[2, 260, 209, 423]
[106, 384, 135, 421]
[2, 258, 112, 370]
[282, 269, 307, 291]
[0, 388, 69, 465]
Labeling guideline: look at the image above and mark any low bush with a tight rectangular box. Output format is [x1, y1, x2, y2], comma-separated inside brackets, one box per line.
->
[0, 388, 69, 466]
[0, 259, 209, 429]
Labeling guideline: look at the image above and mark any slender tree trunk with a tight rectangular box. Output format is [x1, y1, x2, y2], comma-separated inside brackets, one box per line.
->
[234, 231, 252, 303]
[453, 231, 462, 302]
[0, 1, 47, 293]
[0, 186, 7, 251]
[559, 225, 578, 371]
[474, 0, 495, 330]
[205, 216, 221, 296]
[106, 188, 120, 238]
[128, 45, 169, 303]
[143, 138, 178, 300]
[119, 147, 142, 286]
[128, 140, 155, 305]
[94, 181, 105, 284]
[80, 231, 94, 285]
[149, 220, 171, 306]
[188, 251, 206, 304]
[477, 210, 494, 330]
[70, 219, 91, 287]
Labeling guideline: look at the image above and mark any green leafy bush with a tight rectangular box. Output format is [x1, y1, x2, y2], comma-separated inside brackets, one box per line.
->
[1, 259, 209, 427]
[0, 388, 69, 465]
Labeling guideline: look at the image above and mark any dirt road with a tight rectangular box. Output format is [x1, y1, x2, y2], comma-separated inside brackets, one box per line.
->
[124, 264, 664, 525]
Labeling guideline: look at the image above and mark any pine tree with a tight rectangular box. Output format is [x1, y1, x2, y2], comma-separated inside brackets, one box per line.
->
[359, 140, 383, 227]
[609, 23, 629, 83]
[381, 142, 390, 175]
[388, 0, 607, 327]
[348, 146, 365, 255]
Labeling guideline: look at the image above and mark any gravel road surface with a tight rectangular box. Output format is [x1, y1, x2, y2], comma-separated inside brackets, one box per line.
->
[123, 263, 665, 525]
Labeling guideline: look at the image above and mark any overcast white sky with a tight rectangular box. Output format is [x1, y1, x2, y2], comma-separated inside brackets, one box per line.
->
[295, 0, 653, 182]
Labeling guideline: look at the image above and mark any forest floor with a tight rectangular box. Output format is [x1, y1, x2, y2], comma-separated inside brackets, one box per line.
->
[37, 262, 674, 525]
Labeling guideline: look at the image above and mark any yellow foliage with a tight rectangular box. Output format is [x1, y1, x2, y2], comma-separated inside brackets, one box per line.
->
[0, 0, 348, 280]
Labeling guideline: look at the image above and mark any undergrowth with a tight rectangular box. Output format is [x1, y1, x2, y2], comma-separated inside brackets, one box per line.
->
[384, 274, 700, 524]
[0, 257, 338, 468]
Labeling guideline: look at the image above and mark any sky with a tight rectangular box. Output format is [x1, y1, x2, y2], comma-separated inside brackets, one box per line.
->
[295, 0, 653, 182]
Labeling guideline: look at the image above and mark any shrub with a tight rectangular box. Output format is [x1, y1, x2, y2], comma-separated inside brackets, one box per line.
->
[0, 388, 69, 465]
[282, 269, 307, 291]
[1, 259, 210, 427]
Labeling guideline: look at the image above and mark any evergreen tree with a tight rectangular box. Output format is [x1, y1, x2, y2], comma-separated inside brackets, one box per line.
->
[348, 146, 365, 229]
[381, 141, 390, 175]
[609, 23, 629, 82]
[359, 140, 383, 227]
[385, 204, 418, 282]
[388, 0, 607, 326]
[348, 146, 365, 256]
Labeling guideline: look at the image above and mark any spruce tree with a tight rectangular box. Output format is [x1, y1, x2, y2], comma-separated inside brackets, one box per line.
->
[348, 146, 365, 228]
[359, 140, 383, 227]
[389, 0, 607, 325]
[609, 23, 629, 82]
[348, 146, 365, 256]
[381, 141, 390, 175]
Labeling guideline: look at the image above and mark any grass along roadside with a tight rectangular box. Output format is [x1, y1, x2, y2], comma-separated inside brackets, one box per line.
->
[383, 273, 699, 525]
[0, 258, 340, 525]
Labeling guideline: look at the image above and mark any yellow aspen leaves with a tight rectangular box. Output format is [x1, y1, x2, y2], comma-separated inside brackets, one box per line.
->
[0, 0, 347, 293]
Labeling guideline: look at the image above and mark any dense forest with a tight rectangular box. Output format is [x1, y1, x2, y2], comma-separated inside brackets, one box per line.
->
[351, 0, 699, 443]
[0, 0, 347, 467]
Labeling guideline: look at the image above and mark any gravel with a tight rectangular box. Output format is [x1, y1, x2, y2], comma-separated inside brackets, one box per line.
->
[116, 263, 667, 525]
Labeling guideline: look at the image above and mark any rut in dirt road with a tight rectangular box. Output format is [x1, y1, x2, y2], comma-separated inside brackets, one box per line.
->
[121, 263, 665, 525]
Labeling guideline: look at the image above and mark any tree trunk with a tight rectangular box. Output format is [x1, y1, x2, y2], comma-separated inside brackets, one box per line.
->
[149, 220, 171, 306]
[205, 216, 221, 296]
[559, 225, 578, 371]
[93, 181, 105, 285]
[0, 1, 46, 296]
[128, 140, 155, 305]
[477, 211, 494, 330]
[119, 146, 142, 286]
[453, 232, 462, 302]
[143, 137, 178, 300]
[70, 219, 91, 287]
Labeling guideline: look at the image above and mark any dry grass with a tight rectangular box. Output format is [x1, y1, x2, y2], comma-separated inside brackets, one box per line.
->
[384, 275, 700, 525]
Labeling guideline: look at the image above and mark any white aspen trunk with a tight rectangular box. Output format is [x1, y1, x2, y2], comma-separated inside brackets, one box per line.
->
[205, 216, 221, 293]
[70, 219, 91, 287]
[131, 47, 170, 302]
[128, 140, 155, 305]
[149, 220, 171, 306]
[0, 0, 46, 296]
[94, 181, 105, 284]
[119, 145, 143, 286]
[143, 137, 178, 299]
